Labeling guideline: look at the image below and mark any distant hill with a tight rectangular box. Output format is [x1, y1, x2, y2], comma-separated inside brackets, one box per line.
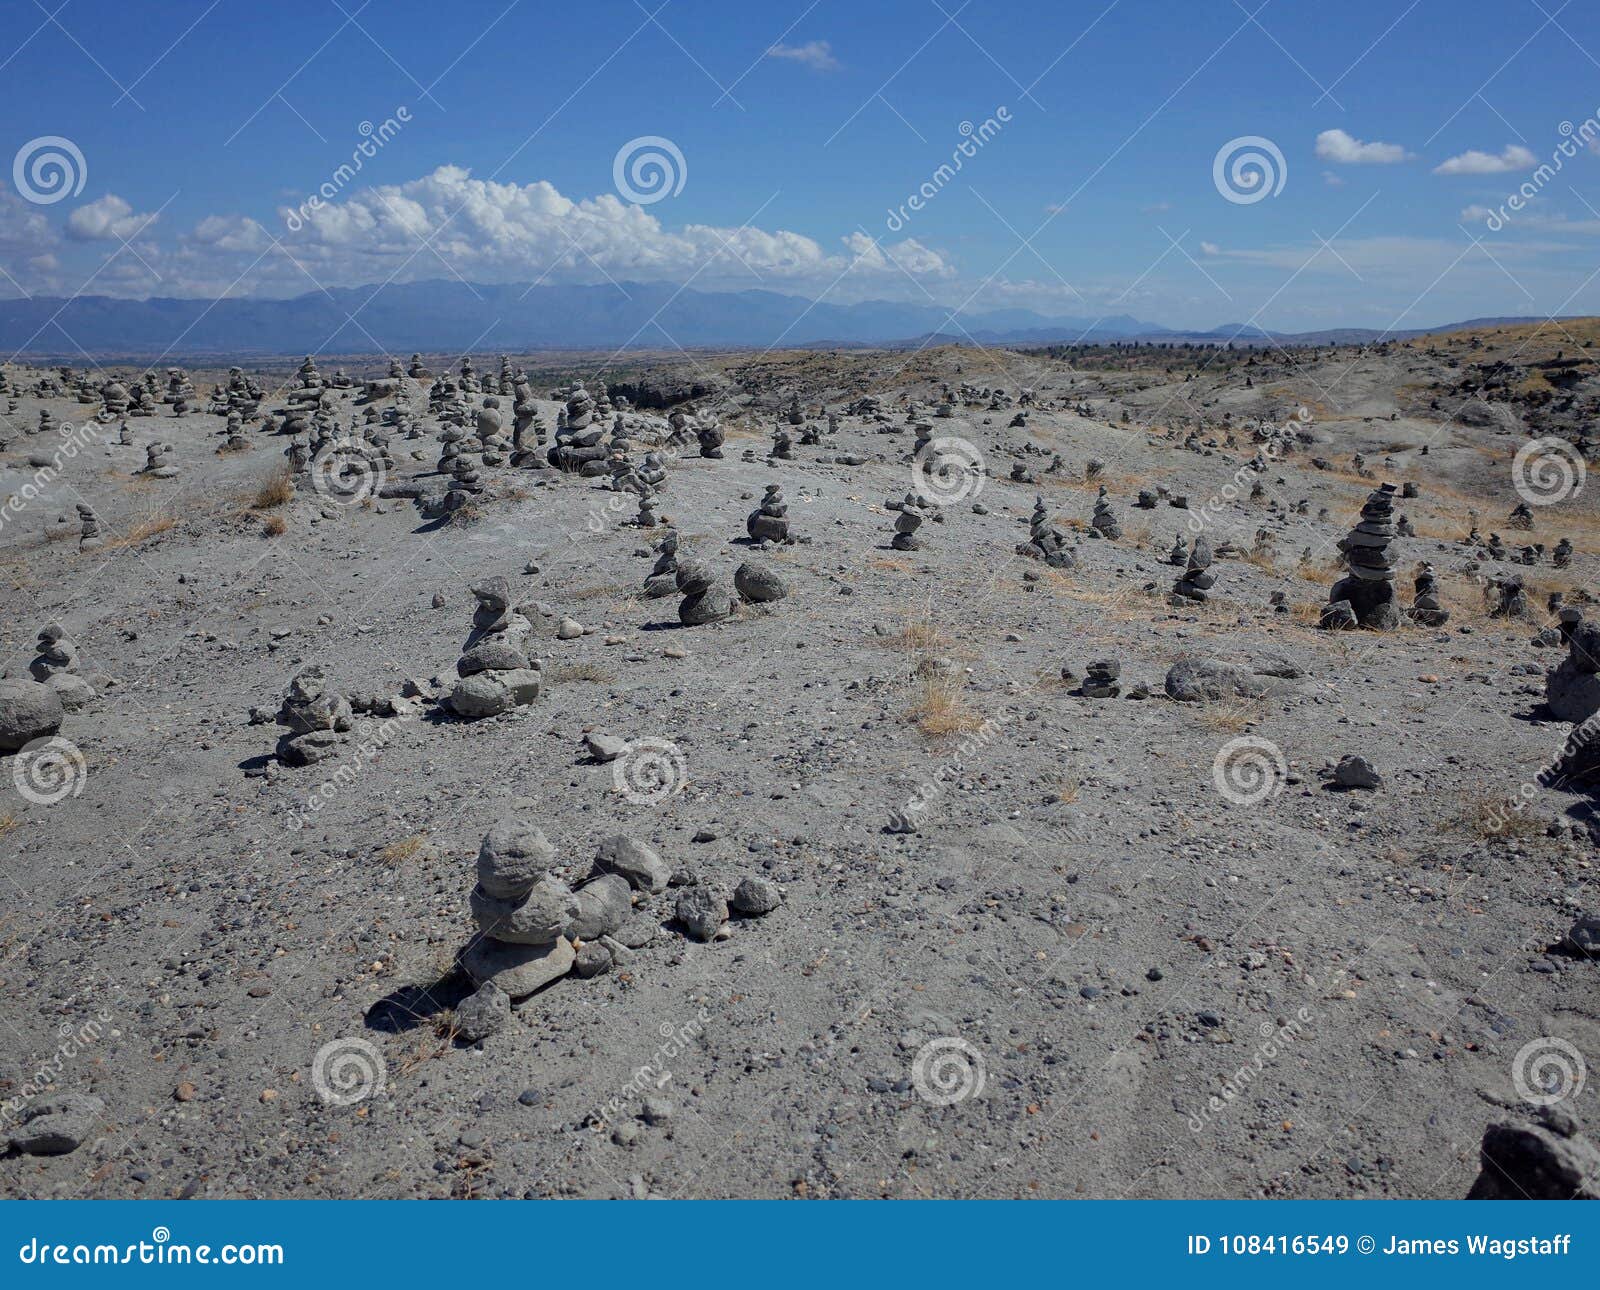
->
[0, 280, 1164, 358]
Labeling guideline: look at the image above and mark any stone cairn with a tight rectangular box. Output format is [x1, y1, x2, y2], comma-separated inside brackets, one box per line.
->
[477, 398, 509, 466]
[643, 529, 680, 598]
[31, 624, 94, 711]
[1169, 533, 1188, 565]
[772, 426, 795, 460]
[140, 442, 179, 479]
[1171, 536, 1215, 604]
[1090, 485, 1121, 539]
[1322, 484, 1399, 630]
[676, 558, 734, 625]
[1554, 538, 1573, 569]
[1016, 496, 1073, 568]
[550, 385, 609, 475]
[1410, 564, 1450, 626]
[890, 493, 926, 551]
[1489, 572, 1530, 619]
[746, 484, 791, 545]
[76, 504, 102, 552]
[446, 578, 544, 719]
[275, 666, 353, 766]
[1082, 659, 1120, 698]
[696, 415, 725, 459]
[1547, 608, 1600, 723]
[99, 379, 130, 421]
[511, 380, 545, 466]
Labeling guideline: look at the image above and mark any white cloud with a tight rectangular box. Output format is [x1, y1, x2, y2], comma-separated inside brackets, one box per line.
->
[1199, 241, 1221, 256]
[65, 193, 159, 242]
[1315, 128, 1411, 164]
[233, 165, 953, 294]
[1322, 170, 1345, 187]
[1434, 144, 1537, 175]
[766, 40, 840, 72]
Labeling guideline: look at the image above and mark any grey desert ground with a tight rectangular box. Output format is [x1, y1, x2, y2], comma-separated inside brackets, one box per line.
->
[2, 325, 1600, 1200]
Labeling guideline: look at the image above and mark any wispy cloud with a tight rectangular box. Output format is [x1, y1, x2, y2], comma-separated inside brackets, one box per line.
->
[1315, 128, 1412, 164]
[766, 40, 841, 73]
[1434, 144, 1536, 175]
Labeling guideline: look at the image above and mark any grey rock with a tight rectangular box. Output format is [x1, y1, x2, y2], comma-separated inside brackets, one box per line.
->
[565, 874, 633, 941]
[583, 733, 628, 762]
[731, 876, 782, 915]
[0, 679, 64, 751]
[572, 941, 613, 978]
[1468, 1110, 1600, 1199]
[675, 886, 728, 941]
[592, 834, 670, 893]
[43, 673, 96, 712]
[735, 561, 789, 603]
[461, 936, 575, 998]
[7, 1092, 104, 1155]
[476, 817, 558, 899]
[1334, 754, 1383, 790]
[471, 877, 577, 944]
[1164, 657, 1268, 703]
[454, 983, 510, 1042]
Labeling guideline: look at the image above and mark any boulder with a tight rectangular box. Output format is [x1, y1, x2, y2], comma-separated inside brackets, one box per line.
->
[0, 679, 64, 752]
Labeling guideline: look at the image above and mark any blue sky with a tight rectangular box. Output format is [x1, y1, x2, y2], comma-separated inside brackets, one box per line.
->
[3, 0, 1598, 331]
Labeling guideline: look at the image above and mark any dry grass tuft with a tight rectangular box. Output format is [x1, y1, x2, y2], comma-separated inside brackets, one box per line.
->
[0, 813, 17, 838]
[248, 465, 295, 510]
[381, 834, 428, 865]
[1450, 791, 1549, 841]
[262, 514, 287, 537]
[906, 673, 986, 737]
[1191, 695, 1262, 733]
[104, 508, 178, 550]
[869, 556, 913, 573]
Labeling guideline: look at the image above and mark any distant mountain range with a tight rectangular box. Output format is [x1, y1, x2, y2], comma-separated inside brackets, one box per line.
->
[0, 279, 1567, 358]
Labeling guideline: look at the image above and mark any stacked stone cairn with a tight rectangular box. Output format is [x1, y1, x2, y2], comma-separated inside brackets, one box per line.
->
[1547, 608, 1600, 723]
[1410, 564, 1450, 626]
[1016, 496, 1073, 568]
[141, 442, 179, 479]
[772, 426, 795, 460]
[1322, 484, 1400, 629]
[550, 384, 609, 475]
[677, 558, 734, 625]
[746, 484, 791, 545]
[1090, 485, 1121, 539]
[477, 398, 509, 466]
[890, 493, 926, 551]
[511, 380, 546, 466]
[1554, 538, 1573, 569]
[1082, 660, 1120, 698]
[275, 666, 353, 766]
[696, 415, 725, 459]
[446, 578, 543, 719]
[76, 504, 101, 552]
[643, 529, 680, 598]
[1171, 537, 1215, 604]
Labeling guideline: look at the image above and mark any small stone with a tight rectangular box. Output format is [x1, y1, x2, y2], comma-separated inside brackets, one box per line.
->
[730, 876, 782, 915]
[1334, 754, 1383, 791]
[454, 983, 510, 1042]
[675, 886, 728, 941]
[557, 617, 584, 640]
[592, 834, 670, 893]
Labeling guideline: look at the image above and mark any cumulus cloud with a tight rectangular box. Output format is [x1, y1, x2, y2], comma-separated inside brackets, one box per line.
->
[766, 40, 840, 72]
[65, 193, 159, 242]
[263, 165, 950, 291]
[1315, 128, 1411, 164]
[1434, 144, 1537, 175]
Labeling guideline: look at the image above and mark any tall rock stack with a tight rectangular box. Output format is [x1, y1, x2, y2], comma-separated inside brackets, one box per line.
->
[1017, 496, 1073, 568]
[746, 484, 791, 544]
[677, 558, 735, 625]
[1171, 537, 1215, 603]
[447, 578, 544, 718]
[643, 529, 680, 598]
[891, 494, 926, 551]
[697, 417, 725, 459]
[275, 666, 353, 766]
[550, 385, 609, 475]
[1547, 609, 1600, 723]
[1323, 484, 1400, 630]
[461, 818, 577, 1005]
[1410, 564, 1450, 626]
[511, 380, 545, 465]
[1090, 485, 1121, 539]
[477, 398, 509, 465]
[75, 504, 102, 553]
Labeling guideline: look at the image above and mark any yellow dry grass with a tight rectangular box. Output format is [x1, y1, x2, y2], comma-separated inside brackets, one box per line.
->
[906, 673, 985, 737]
